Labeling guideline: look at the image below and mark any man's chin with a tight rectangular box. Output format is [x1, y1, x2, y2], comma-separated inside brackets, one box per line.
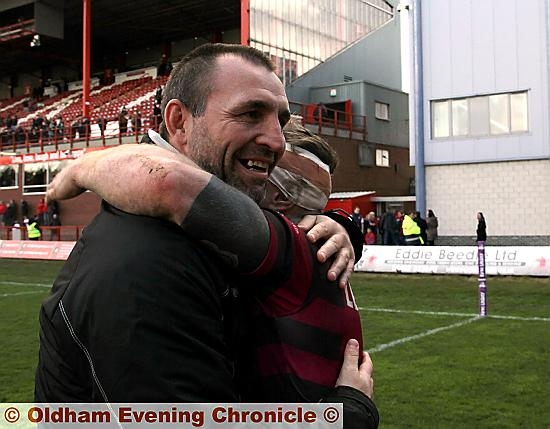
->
[229, 179, 266, 204]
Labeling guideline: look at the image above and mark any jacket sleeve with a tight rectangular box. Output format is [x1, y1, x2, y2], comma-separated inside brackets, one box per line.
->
[322, 386, 380, 429]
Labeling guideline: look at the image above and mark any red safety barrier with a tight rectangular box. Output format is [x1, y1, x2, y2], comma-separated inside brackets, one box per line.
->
[0, 225, 85, 241]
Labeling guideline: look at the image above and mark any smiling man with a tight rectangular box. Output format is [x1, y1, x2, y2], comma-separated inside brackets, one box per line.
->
[35, 44, 361, 405]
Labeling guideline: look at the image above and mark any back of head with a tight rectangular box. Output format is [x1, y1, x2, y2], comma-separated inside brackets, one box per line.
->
[282, 118, 338, 173]
[161, 43, 276, 119]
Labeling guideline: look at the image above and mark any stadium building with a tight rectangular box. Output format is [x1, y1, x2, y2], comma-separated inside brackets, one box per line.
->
[0, 0, 411, 230]
[408, 0, 550, 245]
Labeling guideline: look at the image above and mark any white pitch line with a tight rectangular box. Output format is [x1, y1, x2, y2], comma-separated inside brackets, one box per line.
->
[360, 307, 550, 322]
[1, 281, 52, 288]
[0, 291, 45, 298]
[367, 316, 481, 353]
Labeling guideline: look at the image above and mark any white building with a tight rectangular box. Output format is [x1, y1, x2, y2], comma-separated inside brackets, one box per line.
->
[410, 0, 550, 245]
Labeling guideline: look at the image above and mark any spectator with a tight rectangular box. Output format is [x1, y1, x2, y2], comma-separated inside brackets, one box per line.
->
[364, 211, 378, 243]
[118, 107, 128, 135]
[79, 117, 91, 141]
[155, 85, 163, 105]
[51, 115, 64, 142]
[0, 200, 6, 225]
[395, 210, 404, 245]
[380, 208, 399, 245]
[36, 198, 48, 225]
[26, 215, 41, 240]
[97, 116, 107, 136]
[476, 212, 487, 242]
[70, 118, 81, 140]
[315, 102, 327, 123]
[402, 210, 423, 245]
[415, 211, 428, 245]
[134, 111, 142, 134]
[20, 199, 29, 219]
[157, 54, 173, 77]
[426, 209, 439, 246]
[152, 103, 162, 129]
[364, 227, 376, 245]
[49, 213, 61, 240]
[351, 207, 364, 233]
[4, 199, 17, 227]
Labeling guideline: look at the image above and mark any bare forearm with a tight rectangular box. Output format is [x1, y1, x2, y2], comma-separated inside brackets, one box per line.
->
[48, 144, 270, 271]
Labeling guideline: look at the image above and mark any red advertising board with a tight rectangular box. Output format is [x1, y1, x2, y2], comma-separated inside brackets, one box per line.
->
[0, 240, 75, 260]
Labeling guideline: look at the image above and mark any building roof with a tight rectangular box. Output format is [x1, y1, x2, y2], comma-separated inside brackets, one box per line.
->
[329, 191, 376, 199]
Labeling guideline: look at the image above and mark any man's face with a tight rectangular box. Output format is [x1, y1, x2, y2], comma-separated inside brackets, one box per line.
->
[186, 55, 290, 203]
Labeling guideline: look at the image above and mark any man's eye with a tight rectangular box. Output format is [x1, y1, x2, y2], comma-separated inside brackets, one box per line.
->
[242, 111, 261, 120]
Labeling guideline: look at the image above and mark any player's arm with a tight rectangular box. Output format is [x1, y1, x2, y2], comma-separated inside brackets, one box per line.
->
[47, 144, 354, 278]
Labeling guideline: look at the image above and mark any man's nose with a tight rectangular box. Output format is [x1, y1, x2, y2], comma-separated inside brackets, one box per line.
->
[256, 115, 285, 155]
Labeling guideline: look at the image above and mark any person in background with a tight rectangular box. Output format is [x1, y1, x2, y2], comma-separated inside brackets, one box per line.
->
[36, 198, 48, 226]
[426, 209, 439, 246]
[402, 210, 423, 245]
[118, 106, 128, 135]
[352, 207, 364, 234]
[4, 199, 17, 227]
[26, 215, 41, 241]
[364, 227, 376, 245]
[0, 200, 6, 226]
[134, 111, 142, 135]
[20, 199, 29, 219]
[379, 208, 398, 245]
[395, 210, 404, 245]
[364, 211, 378, 243]
[49, 213, 61, 241]
[476, 212, 487, 242]
[415, 211, 428, 246]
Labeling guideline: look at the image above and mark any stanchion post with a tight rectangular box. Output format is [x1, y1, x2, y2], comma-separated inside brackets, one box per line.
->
[477, 240, 488, 316]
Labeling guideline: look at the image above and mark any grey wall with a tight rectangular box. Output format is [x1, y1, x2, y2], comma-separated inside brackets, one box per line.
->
[307, 81, 409, 148]
[286, 15, 403, 95]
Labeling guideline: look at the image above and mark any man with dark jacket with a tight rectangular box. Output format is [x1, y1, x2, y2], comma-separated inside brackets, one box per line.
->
[415, 211, 428, 245]
[37, 44, 377, 428]
[380, 208, 399, 245]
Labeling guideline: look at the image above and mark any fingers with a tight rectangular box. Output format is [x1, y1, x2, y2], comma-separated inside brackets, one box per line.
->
[305, 218, 331, 243]
[45, 163, 86, 202]
[297, 214, 316, 232]
[323, 239, 352, 283]
[336, 257, 356, 289]
[335, 339, 360, 388]
[318, 233, 355, 286]
[359, 351, 374, 378]
[343, 338, 361, 369]
[359, 351, 375, 399]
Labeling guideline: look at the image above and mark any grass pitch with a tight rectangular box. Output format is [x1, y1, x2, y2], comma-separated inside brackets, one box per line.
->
[1, 259, 549, 428]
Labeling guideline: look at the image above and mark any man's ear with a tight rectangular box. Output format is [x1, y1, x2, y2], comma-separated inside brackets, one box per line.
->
[164, 99, 192, 153]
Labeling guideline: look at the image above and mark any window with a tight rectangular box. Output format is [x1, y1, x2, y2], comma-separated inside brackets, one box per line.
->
[375, 102, 389, 121]
[376, 149, 389, 167]
[0, 165, 18, 188]
[358, 143, 374, 166]
[431, 91, 529, 139]
[23, 161, 68, 194]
